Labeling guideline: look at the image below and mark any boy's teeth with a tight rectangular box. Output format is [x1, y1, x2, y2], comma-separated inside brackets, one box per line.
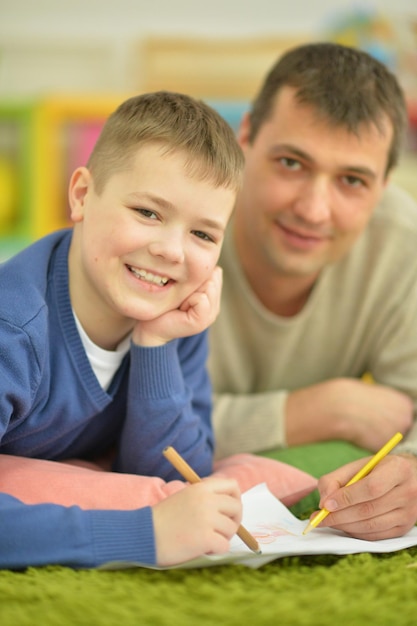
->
[129, 266, 169, 286]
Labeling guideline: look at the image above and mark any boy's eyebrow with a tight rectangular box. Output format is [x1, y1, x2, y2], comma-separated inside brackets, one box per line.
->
[197, 216, 226, 232]
[270, 144, 378, 180]
[126, 192, 226, 231]
[126, 191, 174, 210]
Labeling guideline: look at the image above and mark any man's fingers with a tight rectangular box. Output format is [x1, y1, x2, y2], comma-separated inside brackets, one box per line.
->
[319, 457, 391, 509]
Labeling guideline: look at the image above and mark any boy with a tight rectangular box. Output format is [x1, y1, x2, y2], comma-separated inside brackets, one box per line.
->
[0, 91, 244, 566]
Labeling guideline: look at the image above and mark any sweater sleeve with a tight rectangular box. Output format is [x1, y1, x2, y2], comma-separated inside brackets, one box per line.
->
[0, 320, 41, 442]
[0, 493, 155, 570]
[212, 390, 289, 459]
[115, 332, 214, 479]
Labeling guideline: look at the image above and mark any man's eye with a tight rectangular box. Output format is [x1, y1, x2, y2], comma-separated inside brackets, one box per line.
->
[192, 230, 214, 242]
[343, 175, 365, 188]
[137, 208, 158, 219]
[280, 157, 301, 171]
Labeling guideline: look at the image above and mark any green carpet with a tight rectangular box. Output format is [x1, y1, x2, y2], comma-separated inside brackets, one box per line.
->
[2, 442, 417, 626]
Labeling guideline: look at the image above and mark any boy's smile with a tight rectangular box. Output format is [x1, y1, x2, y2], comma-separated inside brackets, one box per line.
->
[126, 265, 170, 287]
[68, 143, 235, 349]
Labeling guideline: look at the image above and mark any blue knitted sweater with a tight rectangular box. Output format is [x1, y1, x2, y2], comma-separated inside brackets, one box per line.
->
[0, 229, 214, 567]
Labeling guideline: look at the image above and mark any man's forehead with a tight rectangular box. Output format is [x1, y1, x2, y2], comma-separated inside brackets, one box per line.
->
[270, 86, 393, 133]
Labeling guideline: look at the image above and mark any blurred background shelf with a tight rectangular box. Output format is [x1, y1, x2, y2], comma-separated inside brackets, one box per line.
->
[1, 3, 416, 261]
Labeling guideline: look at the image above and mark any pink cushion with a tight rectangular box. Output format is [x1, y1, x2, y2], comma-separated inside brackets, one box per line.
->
[0, 453, 316, 510]
[214, 454, 317, 506]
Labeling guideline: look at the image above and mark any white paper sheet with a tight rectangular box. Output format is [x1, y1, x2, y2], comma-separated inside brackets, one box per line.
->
[102, 483, 417, 570]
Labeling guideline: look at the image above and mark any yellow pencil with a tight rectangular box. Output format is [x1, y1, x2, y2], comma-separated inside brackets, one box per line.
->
[163, 446, 261, 554]
[303, 432, 403, 535]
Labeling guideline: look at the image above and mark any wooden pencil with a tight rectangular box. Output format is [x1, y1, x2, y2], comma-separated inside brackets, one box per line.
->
[163, 446, 261, 554]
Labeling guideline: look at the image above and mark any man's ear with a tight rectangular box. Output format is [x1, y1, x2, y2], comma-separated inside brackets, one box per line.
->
[383, 171, 391, 189]
[68, 167, 92, 223]
[237, 112, 252, 150]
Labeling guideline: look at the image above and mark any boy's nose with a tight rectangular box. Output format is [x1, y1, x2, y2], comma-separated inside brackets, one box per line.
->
[148, 237, 185, 264]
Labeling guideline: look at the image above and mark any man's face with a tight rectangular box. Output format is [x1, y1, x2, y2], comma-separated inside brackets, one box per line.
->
[69, 143, 235, 336]
[235, 86, 392, 281]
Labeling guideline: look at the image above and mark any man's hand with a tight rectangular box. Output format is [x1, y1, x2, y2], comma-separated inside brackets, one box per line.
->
[132, 266, 223, 347]
[285, 378, 413, 451]
[312, 453, 417, 540]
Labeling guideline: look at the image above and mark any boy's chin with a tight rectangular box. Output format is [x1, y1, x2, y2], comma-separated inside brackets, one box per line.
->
[123, 303, 180, 322]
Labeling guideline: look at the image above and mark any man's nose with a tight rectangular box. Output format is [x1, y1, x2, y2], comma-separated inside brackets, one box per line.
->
[293, 178, 332, 224]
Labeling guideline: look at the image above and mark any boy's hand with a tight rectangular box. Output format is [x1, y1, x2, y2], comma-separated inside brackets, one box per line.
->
[132, 266, 223, 347]
[152, 477, 242, 566]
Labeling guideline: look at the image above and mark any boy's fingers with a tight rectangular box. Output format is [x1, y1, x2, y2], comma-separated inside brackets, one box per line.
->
[201, 476, 241, 497]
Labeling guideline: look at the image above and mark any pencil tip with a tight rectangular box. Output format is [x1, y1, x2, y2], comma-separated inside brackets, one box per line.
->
[302, 523, 313, 535]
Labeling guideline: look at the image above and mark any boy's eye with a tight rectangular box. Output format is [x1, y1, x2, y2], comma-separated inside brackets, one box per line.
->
[137, 208, 158, 219]
[192, 230, 214, 243]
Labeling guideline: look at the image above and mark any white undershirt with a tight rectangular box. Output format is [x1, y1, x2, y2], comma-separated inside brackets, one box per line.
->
[73, 312, 131, 390]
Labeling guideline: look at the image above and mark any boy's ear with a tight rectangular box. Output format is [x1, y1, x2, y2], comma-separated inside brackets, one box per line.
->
[237, 112, 252, 150]
[68, 167, 92, 222]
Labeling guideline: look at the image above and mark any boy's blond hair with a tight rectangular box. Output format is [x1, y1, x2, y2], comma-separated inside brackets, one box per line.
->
[87, 91, 244, 194]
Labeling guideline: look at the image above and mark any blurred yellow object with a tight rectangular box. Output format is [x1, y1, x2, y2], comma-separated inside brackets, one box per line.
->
[0, 156, 18, 233]
[362, 372, 374, 384]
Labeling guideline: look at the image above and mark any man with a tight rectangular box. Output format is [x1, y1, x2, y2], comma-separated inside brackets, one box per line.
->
[209, 42, 417, 540]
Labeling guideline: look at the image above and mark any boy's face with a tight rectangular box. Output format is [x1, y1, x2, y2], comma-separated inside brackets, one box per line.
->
[69, 143, 235, 335]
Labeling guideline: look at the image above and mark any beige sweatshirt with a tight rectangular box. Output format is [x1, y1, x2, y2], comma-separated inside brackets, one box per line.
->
[208, 185, 417, 459]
